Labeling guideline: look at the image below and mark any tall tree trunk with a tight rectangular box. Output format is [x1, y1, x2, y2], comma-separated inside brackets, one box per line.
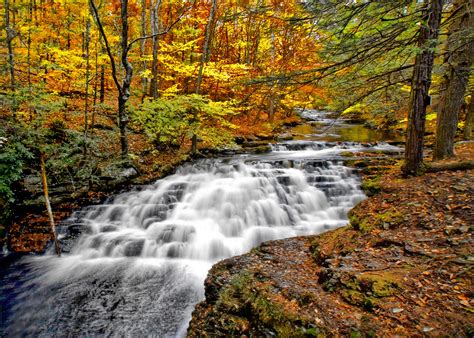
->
[118, 0, 132, 157]
[40, 154, 61, 257]
[4, 0, 16, 89]
[464, 92, 473, 140]
[192, 0, 217, 154]
[84, 17, 91, 157]
[268, 29, 276, 123]
[433, 0, 474, 159]
[402, 0, 443, 176]
[27, 0, 32, 88]
[100, 63, 105, 103]
[149, 0, 161, 99]
[140, 0, 147, 101]
[90, 0, 131, 157]
[92, 37, 99, 126]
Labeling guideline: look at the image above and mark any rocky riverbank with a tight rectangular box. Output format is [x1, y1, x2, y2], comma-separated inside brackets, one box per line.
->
[187, 143, 473, 336]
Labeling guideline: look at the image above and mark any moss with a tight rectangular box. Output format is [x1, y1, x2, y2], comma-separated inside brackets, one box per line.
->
[349, 212, 374, 233]
[342, 289, 365, 306]
[304, 327, 322, 336]
[349, 208, 404, 233]
[336, 270, 403, 311]
[216, 314, 250, 334]
[215, 272, 323, 336]
[361, 177, 381, 195]
[310, 243, 325, 264]
[359, 272, 400, 298]
[375, 209, 404, 230]
[297, 291, 316, 306]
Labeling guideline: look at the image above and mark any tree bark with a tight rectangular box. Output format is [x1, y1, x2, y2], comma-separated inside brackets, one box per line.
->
[149, 0, 161, 99]
[402, 0, 443, 176]
[119, 0, 132, 157]
[40, 154, 61, 257]
[140, 0, 147, 101]
[464, 93, 473, 140]
[433, 0, 474, 160]
[4, 0, 16, 89]
[84, 17, 91, 157]
[92, 36, 99, 126]
[192, 0, 217, 154]
[90, 0, 130, 157]
[100, 63, 105, 103]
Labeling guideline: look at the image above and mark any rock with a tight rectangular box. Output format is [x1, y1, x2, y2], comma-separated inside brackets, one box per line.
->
[276, 133, 294, 141]
[255, 133, 273, 140]
[22, 174, 42, 194]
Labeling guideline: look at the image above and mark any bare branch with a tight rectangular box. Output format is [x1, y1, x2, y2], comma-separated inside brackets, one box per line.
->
[126, 3, 194, 53]
[89, 0, 122, 93]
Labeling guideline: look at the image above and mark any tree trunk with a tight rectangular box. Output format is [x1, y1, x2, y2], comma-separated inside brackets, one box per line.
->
[433, 0, 474, 160]
[4, 0, 16, 89]
[92, 36, 99, 126]
[192, 0, 217, 154]
[149, 0, 161, 99]
[84, 17, 91, 157]
[40, 154, 61, 257]
[140, 0, 147, 101]
[100, 63, 105, 103]
[464, 93, 473, 140]
[268, 29, 276, 123]
[27, 0, 32, 88]
[90, 0, 131, 157]
[119, 0, 132, 157]
[118, 96, 129, 156]
[402, 0, 443, 176]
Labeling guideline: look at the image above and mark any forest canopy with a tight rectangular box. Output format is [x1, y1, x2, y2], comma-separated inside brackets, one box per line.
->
[1, 0, 473, 220]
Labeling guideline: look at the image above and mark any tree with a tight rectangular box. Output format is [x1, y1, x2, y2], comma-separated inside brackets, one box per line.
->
[433, 0, 474, 160]
[89, 0, 133, 157]
[89, 0, 189, 157]
[149, 0, 162, 99]
[83, 16, 91, 157]
[4, 0, 15, 89]
[402, 0, 443, 175]
[464, 89, 473, 140]
[192, 0, 217, 154]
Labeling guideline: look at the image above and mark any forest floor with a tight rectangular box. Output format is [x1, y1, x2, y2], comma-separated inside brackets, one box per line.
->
[188, 142, 474, 336]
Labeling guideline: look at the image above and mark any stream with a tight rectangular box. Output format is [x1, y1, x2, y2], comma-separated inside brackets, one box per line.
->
[0, 110, 403, 336]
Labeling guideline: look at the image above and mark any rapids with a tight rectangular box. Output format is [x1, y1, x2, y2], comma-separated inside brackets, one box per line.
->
[0, 110, 401, 336]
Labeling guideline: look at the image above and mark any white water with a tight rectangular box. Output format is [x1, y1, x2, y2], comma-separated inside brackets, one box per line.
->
[2, 156, 366, 336]
[1, 110, 404, 336]
[72, 160, 364, 261]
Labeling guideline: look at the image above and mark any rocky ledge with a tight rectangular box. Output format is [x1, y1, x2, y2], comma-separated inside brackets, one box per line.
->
[188, 162, 473, 336]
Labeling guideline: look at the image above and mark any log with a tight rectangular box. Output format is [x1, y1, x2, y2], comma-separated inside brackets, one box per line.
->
[40, 153, 61, 256]
[426, 160, 474, 172]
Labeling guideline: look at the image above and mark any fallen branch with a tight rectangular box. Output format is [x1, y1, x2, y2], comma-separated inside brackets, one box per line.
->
[40, 153, 61, 256]
[425, 160, 474, 172]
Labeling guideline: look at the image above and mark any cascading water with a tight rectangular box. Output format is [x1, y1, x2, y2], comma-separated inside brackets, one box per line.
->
[0, 110, 401, 336]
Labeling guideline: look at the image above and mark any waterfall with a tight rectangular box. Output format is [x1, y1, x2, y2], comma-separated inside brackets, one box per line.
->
[1, 153, 367, 336]
[1, 106, 404, 337]
[67, 159, 364, 262]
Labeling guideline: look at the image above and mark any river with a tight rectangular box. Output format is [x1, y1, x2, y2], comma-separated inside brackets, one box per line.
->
[0, 110, 402, 336]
